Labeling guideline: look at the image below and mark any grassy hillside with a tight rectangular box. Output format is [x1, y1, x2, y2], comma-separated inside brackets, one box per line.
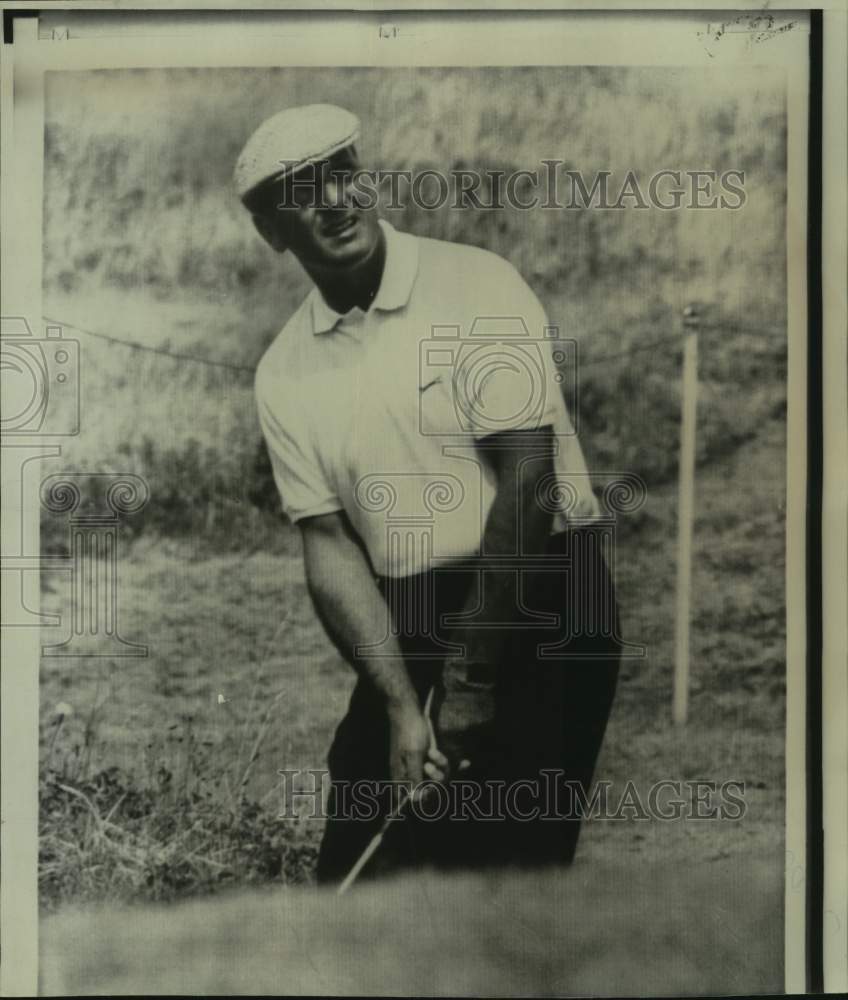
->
[38, 66, 787, 944]
[39, 426, 786, 912]
[44, 66, 785, 309]
[42, 66, 786, 543]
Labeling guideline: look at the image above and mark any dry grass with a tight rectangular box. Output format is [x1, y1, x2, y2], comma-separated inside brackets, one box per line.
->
[37, 65, 788, 985]
[44, 66, 786, 308]
[39, 425, 785, 914]
[41, 66, 787, 542]
[40, 686, 319, 913]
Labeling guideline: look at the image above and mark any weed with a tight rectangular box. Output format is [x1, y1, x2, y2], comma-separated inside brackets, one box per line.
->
[39, 693, 319, 912]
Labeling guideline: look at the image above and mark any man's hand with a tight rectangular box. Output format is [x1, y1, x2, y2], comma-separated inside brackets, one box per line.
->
[387, 702, 449, 802]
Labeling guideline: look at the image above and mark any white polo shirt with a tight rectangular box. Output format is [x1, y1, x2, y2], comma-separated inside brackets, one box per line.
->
[255, 220, 601, 578]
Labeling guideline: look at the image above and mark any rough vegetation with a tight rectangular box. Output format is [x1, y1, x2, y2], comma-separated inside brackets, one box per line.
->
[39, 65, 787, 989]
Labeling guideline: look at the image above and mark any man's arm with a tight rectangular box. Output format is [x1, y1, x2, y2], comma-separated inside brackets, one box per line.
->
[299, 510, 447, 787]
[449, 425, 556, 667]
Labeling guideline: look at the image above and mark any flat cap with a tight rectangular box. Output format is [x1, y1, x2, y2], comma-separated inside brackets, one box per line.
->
[234, 104, 360, 202]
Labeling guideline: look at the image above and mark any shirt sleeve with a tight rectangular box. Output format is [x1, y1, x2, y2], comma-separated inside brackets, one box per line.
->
[461, 260, 562, 440]
[255, 369, 342, 523]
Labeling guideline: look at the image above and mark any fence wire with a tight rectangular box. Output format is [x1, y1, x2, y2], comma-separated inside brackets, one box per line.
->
[42, 313, 780, 376]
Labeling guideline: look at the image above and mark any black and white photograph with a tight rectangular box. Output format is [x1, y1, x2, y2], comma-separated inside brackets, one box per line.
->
[1, 5, 844, 996]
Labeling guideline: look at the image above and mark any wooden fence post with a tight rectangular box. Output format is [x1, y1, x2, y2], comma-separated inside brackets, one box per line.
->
[673, 304, 700, 725]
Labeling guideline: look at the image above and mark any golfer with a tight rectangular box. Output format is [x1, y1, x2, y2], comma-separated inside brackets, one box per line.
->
[236, 105, 622, 884]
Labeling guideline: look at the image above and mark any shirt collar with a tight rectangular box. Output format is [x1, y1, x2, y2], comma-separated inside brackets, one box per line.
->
[310, 219, 419, 335]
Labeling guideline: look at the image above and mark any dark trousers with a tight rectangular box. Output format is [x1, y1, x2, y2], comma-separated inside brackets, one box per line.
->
[315, 528, 621, 885]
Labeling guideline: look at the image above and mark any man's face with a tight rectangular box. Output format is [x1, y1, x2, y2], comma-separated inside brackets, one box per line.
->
[254, 147, 381, 270]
